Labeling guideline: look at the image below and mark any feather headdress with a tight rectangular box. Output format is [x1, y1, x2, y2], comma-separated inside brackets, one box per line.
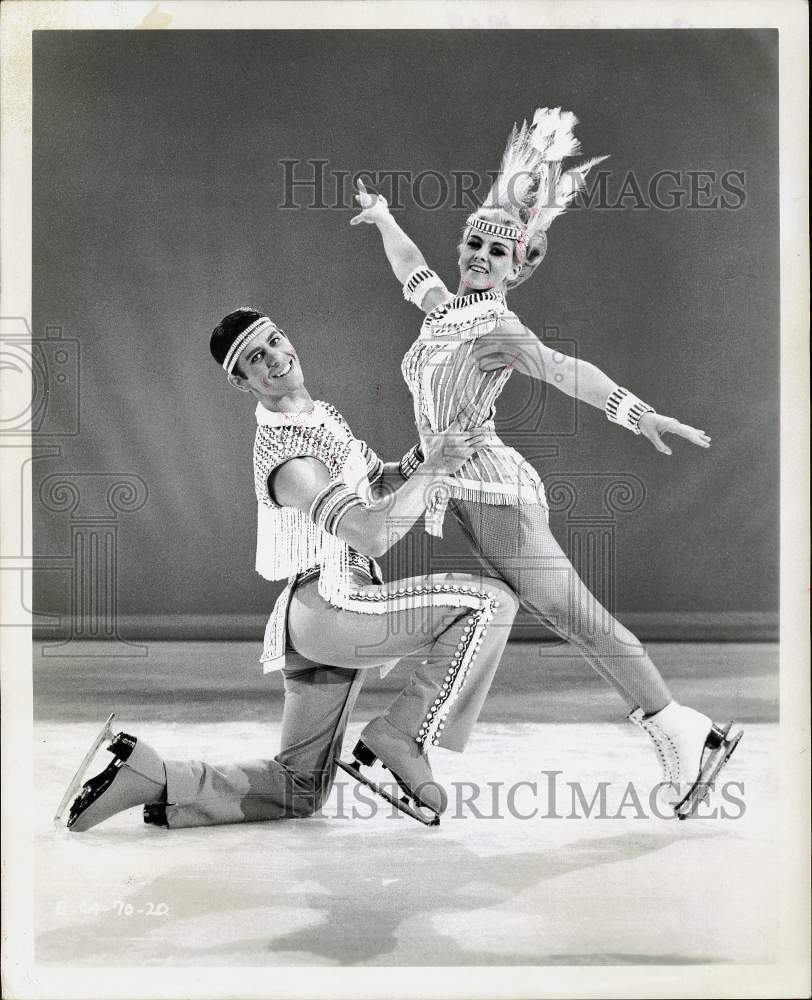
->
[468, 107, 608, 286]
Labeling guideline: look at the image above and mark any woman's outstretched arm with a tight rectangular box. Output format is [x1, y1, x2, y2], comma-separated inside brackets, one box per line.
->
[474, 318, 711, 455]
[350, 181, 424, 281]
[350, 181, 452, 312]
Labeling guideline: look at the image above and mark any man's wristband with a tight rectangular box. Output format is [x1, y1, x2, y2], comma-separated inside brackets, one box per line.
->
[398, 444, 425, 479]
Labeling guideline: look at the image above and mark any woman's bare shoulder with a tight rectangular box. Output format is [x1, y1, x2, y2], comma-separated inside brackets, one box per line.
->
[420, 285, 455, 314]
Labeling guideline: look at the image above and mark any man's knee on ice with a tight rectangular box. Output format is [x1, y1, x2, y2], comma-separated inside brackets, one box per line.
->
[288, 769, 328, 817]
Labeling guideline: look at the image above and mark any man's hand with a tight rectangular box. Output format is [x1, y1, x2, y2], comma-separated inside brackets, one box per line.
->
[418, 411, 491, 476]
[637, 412, 711, 455]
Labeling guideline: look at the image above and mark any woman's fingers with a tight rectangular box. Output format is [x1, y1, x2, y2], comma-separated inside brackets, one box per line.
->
[350, 181, 376, 225]
[676, 423, 711, 447]
[664, 420, 712, 449]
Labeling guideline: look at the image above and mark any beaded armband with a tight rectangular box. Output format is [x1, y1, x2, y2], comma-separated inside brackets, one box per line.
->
[359, 441, 384, 485]
[402, 267, 446, 308]
[398, 444, 424, 480]
[605, 387, 655, 436]
[309, 481, 367, 536]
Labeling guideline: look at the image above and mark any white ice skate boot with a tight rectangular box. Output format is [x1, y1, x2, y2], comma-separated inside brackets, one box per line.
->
[629, 700, 743, 820]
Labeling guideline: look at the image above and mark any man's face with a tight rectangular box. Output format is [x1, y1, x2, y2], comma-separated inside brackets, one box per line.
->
[230, 325, 304, 398]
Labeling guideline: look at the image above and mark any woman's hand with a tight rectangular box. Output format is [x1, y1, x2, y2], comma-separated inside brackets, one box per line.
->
[349, 180, 391, 226]
[637, 413, 711, 455]
[418, 410, 490, 476]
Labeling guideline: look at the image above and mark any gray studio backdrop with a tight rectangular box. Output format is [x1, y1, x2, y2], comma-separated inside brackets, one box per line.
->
[31, 30, 778, 641]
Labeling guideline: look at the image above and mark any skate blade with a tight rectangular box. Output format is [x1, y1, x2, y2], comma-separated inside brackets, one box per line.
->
[675, 723, 743, 820]
[53, 713, 117, 825]
[335, 758, 440, 827]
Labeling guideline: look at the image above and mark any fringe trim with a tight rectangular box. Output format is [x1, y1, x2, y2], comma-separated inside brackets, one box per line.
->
[255, 503, 361, 609]
[446, 485, 546, 505]
[423, 479, 548, 538]
[255, 506, 322, 581]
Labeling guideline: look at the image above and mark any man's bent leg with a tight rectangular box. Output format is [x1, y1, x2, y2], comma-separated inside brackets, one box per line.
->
[164, 661, 364, 828]
[289, 573, 518, 755]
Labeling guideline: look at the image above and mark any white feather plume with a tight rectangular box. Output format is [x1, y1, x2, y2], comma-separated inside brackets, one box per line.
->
[530, 154, 610, 235]
[481, 106, 608, 239]
[530, 107, 582, 161]
[485, 119, 540, 212]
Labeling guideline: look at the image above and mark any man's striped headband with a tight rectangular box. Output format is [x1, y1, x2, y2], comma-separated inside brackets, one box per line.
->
[465, 214, 524, 242]
[222, 317, 278, 374]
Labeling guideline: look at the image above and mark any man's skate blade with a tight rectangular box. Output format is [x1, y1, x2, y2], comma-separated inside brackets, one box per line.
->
[675, 726, 743, 821]
[335, 758, 440, 826]
[53, 713, 117, 824]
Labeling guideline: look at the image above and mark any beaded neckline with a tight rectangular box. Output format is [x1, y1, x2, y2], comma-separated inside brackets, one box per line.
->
[255, 400, 328, 429]
[425, 290, 506, 325]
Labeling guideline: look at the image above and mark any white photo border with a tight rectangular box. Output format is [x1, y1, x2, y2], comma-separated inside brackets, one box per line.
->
[1, 2, 808, 998]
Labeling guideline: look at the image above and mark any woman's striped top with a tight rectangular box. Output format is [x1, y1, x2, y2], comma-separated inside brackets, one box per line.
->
[401, 289, 546, 517]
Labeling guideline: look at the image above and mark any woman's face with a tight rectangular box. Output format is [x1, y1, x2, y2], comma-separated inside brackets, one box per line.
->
[457, 228, 518, 293]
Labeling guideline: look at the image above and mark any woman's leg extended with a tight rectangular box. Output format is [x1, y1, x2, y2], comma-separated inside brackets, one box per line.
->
[287, 572, 519, 753]
[164, 660, 365, 828]
[449, 500, 671, 714]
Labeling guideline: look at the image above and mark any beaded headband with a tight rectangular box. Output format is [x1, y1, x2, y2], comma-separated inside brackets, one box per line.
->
[465, 214, 523, 242]
[222, 317, 277, 374]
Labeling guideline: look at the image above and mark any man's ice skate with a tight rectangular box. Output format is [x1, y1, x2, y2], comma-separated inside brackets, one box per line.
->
[630, 701, 743, 820]
[335, 716, 446, 826]
[54, 714, 167, 832]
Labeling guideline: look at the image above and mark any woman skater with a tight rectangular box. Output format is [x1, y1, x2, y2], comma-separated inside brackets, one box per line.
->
[350, 107, 741, 818]
[58, 308, 519, 831]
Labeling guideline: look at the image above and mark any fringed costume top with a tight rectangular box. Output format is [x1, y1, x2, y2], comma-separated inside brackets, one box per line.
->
[253, 400, 385, 672]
